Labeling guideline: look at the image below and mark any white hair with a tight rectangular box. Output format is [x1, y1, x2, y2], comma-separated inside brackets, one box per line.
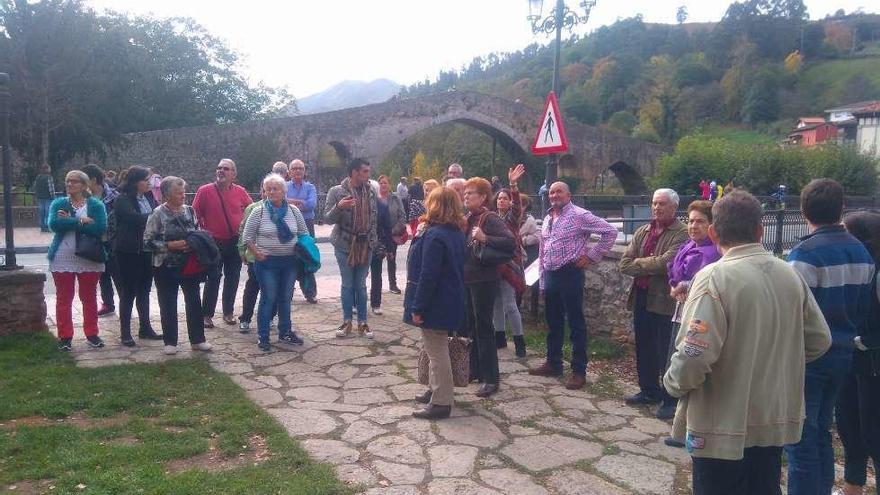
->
[262, 173, 286, 191]
[653, 188, 680, 206]
[218, 158, 237, 172]
[445, 177, 466, 188]
[160, 176, 186, 199]
[271, 161, 288, 176]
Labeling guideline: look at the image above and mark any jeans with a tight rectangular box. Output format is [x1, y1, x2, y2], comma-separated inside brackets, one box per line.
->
[692, 446, 782, 495]
[334, 248, 370, 323]
[202, 239, 242, 317]
[544, 265, 587, 374]
[633, 287, 674, 400]
[38, 198, 52, 231]
[785, 352, 851, 495]
[369, 247, 398, 308]
[154, 266, 205, 346]
[467, 281, 499, 385]
[115, 251, 153, 335]
[254, 256, 298, 343]
[493, 279, 523, 337]
[240, 263, 278, 323]
[835, 371, 880, 487]
[52, 271, 101, 339]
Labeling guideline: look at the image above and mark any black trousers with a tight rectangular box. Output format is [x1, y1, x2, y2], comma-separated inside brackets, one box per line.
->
[836, 371, 880, 487]
[467, 281, 499, 385]
[115, 251, 153, 335]
[99, 248, 117, 308]
[202, 240, 242, 317]
[155, 266, 205, 346]
[633, 287, 674, 401]
[240, 262, 278, 323]
[369, 247, 398, 308]
[692, 446, 782, 495]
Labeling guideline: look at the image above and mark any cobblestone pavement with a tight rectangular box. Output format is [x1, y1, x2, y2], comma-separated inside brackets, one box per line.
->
[63, 286, 694, 495]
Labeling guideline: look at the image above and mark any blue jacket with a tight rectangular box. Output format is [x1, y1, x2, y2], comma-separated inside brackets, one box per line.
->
[403, 224, 466, 332]
[47, 196, 108, 262]
[788, 225, 875, 361]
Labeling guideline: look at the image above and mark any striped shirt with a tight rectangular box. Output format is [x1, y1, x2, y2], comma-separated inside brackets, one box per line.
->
[539, 201, 617, 288]
[242, 201, 307, 257]
[788, 224, 875, 355]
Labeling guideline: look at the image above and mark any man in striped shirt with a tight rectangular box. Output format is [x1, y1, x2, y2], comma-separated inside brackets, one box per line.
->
[785, 179, 875, 495]
[529, 181, 617, 390]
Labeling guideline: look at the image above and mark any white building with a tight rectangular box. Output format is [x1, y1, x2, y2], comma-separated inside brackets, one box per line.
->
[853, 103, 880, 159]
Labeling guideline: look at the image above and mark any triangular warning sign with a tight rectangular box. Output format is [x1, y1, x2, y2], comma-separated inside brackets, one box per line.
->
[531, 91, 569, 155]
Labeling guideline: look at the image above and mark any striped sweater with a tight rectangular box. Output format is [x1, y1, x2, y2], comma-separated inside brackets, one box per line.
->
[242, 201, 307, 257]
[788, 225, 875, 356]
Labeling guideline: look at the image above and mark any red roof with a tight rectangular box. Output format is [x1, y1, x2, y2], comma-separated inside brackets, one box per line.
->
[853, 103, 880, 116]
[798, 117, 825, 125]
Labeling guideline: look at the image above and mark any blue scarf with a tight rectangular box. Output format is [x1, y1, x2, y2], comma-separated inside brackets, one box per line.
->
[266, 200, 294, 244]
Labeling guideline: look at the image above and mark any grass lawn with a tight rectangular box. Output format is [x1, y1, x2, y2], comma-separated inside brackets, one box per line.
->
[0, 333, 353, 495]
[520, 316, 626, 363]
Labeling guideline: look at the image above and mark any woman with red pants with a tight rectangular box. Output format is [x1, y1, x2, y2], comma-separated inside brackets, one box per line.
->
[48, 170, 108, 351]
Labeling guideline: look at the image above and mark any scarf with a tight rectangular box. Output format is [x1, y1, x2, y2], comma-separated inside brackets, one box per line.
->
[347, 183, 371, 267]
[635, 218, 673, 290]
[266, 200, 294, 244]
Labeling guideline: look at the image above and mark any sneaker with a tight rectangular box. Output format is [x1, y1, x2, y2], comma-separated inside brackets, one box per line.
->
[371, 307, 383, 315]
[306, 297, 318, 304]
[203, 316, 215, 329]
[335, 321, 352, 338]
[258, 340, 272, 352]
[238, 321, 251, 333]
[278, 333, 304, 346]
[97, 305, 115, 318]
[163, 345, 178, 355]
[86, 336, 105, 348]
[664, 437, 685, 448]
[624, 391, 662, 406]
[389, 286, 402, 295]
[58, 338, 73, 352]
[191, 342, 213, 352]
[358, 322, 374, 339]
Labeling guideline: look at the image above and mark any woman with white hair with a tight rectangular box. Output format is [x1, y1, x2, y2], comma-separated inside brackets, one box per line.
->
[48, 170, 108, 351]
[242, 173, 308, 352]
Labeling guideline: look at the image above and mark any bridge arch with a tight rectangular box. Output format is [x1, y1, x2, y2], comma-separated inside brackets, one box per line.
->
[608, 161, 649, 195]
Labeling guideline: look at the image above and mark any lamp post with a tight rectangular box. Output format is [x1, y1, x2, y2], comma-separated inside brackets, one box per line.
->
[0, 72, 20, 271]
[528, 0, 596, 193]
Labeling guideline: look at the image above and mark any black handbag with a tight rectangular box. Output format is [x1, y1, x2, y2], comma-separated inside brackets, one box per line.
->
[75, 231, 104, 262]
[471, 212, 514, 266]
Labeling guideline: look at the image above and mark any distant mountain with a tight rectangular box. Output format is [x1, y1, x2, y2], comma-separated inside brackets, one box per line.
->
[286, 79, 402, 116]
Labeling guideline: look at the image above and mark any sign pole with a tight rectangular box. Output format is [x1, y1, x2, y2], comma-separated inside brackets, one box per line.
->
[0, 73, 20, 271]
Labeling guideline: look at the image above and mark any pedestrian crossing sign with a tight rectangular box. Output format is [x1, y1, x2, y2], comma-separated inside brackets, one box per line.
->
[531, 91, 569, 155]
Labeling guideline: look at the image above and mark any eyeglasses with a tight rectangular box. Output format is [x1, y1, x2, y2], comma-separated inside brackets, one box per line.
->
[290, 167, 305, 171]
[217, 166, 232, 171]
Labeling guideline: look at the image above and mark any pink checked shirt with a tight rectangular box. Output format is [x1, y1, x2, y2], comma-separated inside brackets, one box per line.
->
[539, 202, 617, 288]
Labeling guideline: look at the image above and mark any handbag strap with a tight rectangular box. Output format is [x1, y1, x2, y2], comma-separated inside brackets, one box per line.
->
[213, 183, 236, 238]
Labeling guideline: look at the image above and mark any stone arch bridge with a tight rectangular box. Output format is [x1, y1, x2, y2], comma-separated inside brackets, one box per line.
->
[95, 91, 667, 194]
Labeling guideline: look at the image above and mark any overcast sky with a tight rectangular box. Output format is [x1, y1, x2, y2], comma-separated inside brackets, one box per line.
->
[86, 0, 872, 99]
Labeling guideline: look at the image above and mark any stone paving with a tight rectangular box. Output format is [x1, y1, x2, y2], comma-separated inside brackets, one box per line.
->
[65, 289, 691, 495]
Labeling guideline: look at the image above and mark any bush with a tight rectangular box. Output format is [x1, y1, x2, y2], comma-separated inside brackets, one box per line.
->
[653, 134, 878, 196]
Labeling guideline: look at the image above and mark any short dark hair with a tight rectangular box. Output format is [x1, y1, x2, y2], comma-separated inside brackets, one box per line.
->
[711, 191, 763, 247]
[687, 200, 714, 223]
[80, 164, 105, 185]
[119, 166, 151, 194]
[348, 158, 370, 176]
[801, 178, 843, 225]
[844, 210, 880, 264]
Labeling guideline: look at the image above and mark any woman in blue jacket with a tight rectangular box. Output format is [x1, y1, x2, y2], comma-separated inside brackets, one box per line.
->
[48, 170, 108, 351]
[404, 187, 467, 420]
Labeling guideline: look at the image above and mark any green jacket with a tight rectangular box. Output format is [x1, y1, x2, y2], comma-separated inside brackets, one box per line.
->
[663, 244, 831, 460]
[619, 220, 687, 315]
[237, 201, 261, 263]
[47, 196, 108, 262]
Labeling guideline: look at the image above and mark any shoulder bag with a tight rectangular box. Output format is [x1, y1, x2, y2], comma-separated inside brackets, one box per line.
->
[472, 212, 514, 266]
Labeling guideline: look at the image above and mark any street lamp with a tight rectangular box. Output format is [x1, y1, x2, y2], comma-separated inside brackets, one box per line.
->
[0, 72, 20, 271]
[527, 0, 596, 191]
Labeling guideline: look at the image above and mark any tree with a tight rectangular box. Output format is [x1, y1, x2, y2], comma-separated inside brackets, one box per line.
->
[676, 6, 688, 25]
[560, 87, 599, 125]
[720, 39, 758, 119]
[410, 150, 444, 183]
[607, 111, 637, 135]
[637, 55, 680, 144]
[742, 70, 780, 124]
[825, 22, 854, 53]
[800, 23, 826, 59]
[784, 51, 803, 73]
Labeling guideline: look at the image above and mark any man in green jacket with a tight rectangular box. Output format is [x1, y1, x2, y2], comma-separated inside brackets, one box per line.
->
[663, 191, 831, 494]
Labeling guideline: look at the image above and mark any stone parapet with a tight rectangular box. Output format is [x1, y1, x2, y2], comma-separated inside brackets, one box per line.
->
[0, 268, 48, 335]
[584, 245, 633, 343]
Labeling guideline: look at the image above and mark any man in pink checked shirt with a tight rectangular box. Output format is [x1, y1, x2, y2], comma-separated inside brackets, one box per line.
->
[529, 181, 617, 390]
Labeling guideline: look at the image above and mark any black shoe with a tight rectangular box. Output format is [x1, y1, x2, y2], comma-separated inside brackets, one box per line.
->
[389, 286, 402, 295]
[656, 402, 677, 420]
[475, 383, 499, 398]
[513, 335, 526, 358]
[58, 338, 72, 352]
[495, 332, 507, 349]
[625, 391, 661, 406]
[415, 389, 433, 404]
[278, 332, 304, 346]
[306, 297, 318, 304]
[664, 437, 685, 448]
[258, 340, 271, 352]
[412, 404, 451, 420]
[97, 305, 115, 318]
[86, 336, 105, 348]
[138, 327, 163, 340]
[120, 333, 136, 347]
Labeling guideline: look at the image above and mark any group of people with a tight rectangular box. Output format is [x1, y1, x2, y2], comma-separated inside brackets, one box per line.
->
[698, 179, 730, 202]
[44, 156, 879, 493]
